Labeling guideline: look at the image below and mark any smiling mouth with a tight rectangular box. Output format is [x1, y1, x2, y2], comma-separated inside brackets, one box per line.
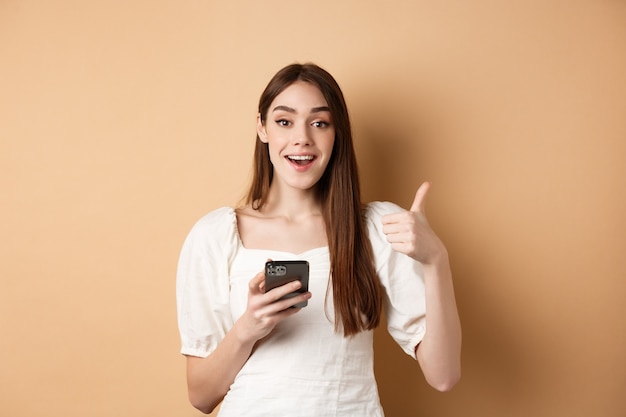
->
[286, 155, 315, 166]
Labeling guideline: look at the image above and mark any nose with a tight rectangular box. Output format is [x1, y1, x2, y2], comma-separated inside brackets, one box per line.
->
[292, 123, 312, 146]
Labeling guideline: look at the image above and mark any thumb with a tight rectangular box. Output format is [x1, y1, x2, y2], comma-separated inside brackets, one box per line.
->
[409, 181, 431, 214]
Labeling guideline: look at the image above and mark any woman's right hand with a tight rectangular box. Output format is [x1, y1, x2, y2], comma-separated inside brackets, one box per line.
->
[236, 270, 311, 343]
[186, 269, 309, 414]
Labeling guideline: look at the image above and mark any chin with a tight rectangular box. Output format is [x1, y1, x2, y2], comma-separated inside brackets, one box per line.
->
[286, 178, 321, 191]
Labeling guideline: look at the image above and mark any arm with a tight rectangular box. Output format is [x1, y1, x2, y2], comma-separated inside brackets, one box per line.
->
[186, 320, 256, 414]
[382, 182, 462, 391]
[186, 271, 311, 413]
[415, 249, 462, 391]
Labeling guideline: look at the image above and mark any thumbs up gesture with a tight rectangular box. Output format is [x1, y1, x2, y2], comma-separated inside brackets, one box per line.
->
[381, 182, 448, 265]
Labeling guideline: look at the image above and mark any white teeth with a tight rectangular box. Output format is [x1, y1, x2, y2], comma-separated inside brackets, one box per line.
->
[287, 155, 314, 161]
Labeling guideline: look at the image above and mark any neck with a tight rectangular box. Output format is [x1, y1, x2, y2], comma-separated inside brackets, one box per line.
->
[261, 185, 321, 220]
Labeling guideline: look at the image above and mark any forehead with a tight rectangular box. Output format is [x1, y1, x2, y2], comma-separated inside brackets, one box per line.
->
[271, 81, 328, 110]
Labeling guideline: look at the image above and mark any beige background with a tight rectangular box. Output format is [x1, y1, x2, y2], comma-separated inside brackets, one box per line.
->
[1, 1, 625, 416]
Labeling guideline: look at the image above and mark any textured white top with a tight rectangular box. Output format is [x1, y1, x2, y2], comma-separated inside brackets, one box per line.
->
[176, 202, 426, 417]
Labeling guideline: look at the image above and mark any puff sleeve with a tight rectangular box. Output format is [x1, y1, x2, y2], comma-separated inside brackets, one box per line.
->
[176, 207, 238, 358]
[366, 201, 427, 359]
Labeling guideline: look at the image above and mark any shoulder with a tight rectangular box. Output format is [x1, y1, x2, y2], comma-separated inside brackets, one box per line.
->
[192, 206, 236, 229]
[363, 201, 403, 248]
[183, 206, 238, 249]
[364, 201, 404, 226]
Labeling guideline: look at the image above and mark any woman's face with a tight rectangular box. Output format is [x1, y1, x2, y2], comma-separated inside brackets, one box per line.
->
[258, 81, 335, 193]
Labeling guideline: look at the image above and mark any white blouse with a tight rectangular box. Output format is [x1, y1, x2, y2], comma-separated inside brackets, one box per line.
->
[176, 202, 426, 417]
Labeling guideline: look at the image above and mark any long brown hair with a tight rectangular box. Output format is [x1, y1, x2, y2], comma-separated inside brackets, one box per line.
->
[245, 63, 382, 336]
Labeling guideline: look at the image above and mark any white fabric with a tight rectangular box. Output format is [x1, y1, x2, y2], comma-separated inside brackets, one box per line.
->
[176, 202, 426, 417]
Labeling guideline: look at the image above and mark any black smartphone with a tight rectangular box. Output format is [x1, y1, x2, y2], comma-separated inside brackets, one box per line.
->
[264, 260, 309, 308]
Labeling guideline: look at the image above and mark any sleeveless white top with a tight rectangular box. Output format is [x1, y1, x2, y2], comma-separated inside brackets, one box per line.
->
[176, 202, 426, 416]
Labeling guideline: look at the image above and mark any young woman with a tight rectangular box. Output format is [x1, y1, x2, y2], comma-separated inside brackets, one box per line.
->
[176, 63, 461, 416]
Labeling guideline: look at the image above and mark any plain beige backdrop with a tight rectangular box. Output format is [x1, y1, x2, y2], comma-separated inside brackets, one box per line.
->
[1, 1, 625, 416]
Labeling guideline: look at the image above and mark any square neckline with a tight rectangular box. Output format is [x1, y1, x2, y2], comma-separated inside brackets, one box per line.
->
[231, 207, 329, 257]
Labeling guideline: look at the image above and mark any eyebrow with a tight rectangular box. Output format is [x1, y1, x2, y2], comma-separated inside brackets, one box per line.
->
[271, 105, 331, 114]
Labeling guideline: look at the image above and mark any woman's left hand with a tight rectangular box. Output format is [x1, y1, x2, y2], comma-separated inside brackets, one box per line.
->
[381, 182, 448, 265]
[383, 182, 462, 391]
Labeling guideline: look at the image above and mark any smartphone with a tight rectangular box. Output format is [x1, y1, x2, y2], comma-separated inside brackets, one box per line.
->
[264, 260, 309, 308]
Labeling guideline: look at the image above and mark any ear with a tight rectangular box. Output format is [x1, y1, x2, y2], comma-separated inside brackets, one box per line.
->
[257, 113, 268, 143]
